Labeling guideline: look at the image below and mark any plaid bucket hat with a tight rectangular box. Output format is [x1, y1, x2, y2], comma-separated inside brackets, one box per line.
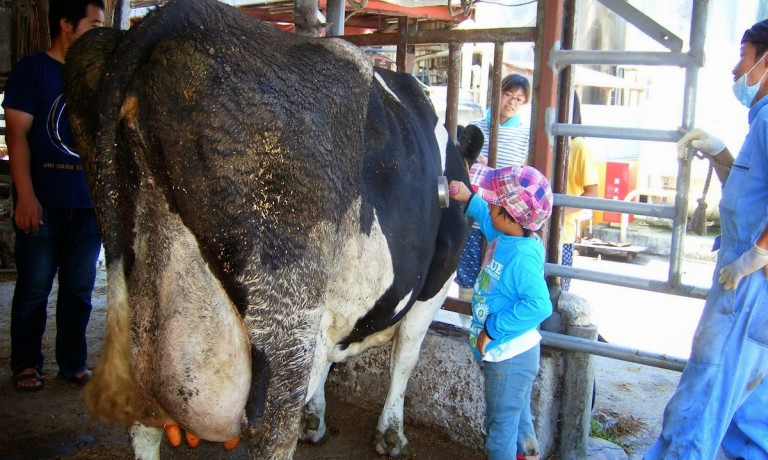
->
[469, 163, 553, 231]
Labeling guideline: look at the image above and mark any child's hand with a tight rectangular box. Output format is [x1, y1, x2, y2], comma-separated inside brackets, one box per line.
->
[476, 328, 491, 357]
[449, 181, 471, 203]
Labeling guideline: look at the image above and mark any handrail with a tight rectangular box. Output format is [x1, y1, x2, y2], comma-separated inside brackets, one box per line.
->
[554, 194, 676, 220]
[540, 331, 686, 372]
[551, 123, 680, 142]
[341, 26, 537, 47]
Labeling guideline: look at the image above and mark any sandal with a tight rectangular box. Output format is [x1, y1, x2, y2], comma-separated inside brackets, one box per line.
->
[58, 369, 93, 385]
[13, 370, 45, 392]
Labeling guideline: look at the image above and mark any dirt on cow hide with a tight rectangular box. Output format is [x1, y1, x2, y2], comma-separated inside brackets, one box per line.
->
[0, 268, 482, 460]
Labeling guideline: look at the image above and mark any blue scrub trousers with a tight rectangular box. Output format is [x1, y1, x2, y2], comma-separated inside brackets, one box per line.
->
[10, 207, 101, 379]
[483, 343, 540, 460]
[645, 237, 768, 460]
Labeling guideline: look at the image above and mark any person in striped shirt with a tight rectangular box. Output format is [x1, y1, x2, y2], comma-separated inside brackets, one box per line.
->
[456, 74, 532, 300]
[469, 73, 531, 168]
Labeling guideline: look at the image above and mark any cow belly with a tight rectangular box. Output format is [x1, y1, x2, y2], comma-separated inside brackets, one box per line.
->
[131, 212, 251, 442]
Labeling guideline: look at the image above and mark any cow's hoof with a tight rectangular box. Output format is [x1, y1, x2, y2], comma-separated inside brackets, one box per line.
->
[299, 413, 328, 444]
[373, 427, 408, 458]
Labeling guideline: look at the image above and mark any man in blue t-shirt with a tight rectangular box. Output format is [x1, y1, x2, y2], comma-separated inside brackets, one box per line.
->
[3, 0, 104, 391]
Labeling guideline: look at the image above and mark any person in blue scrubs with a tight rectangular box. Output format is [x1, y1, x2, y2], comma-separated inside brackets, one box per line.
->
[645, 19, 768, 460]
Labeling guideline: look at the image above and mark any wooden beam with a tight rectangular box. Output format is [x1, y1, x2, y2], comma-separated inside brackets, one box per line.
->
[444, 42, 461, 143]
[339, 0, 468, 22]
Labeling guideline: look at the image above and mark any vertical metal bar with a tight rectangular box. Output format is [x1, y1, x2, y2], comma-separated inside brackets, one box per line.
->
[668, 0, 709, 287]
[530, 0, 563, 180]
[487, 42, 504, 168]
[325, 0, 345, 37]
[446, 43, 462, 144]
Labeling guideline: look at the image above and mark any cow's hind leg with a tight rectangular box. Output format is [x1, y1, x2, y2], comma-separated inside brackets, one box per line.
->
[130, 422, 163, 460]
[300, 362, 333, 444]
[374, 279, 452, 458]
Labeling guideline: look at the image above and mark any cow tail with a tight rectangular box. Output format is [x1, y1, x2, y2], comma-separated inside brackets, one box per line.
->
[83, 258, 142, 426]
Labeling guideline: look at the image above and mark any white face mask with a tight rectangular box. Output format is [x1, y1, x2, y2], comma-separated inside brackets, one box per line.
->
[733, 54, 768, 107]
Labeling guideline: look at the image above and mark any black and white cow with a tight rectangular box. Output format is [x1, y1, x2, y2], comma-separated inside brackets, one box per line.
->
[63, 0, 482, 458]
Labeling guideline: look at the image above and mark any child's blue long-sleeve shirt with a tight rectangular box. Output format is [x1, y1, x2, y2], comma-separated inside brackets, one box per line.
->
[465, 195, 553, 361]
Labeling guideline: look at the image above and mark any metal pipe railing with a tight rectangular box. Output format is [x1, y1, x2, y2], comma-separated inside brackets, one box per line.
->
[550, 49, 698, 68]
[669, 0, 709, 288]
[551, 123, 680, 142]
[544, 263, 709, 299]
[554, 194, 676, 220]
[540, 331, 686, 372]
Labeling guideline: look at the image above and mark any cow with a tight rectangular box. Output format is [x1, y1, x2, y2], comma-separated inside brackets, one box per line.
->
[63, 0, 483, 458]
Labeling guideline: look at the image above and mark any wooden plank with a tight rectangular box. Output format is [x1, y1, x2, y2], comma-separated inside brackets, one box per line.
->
[442, 296, 471, 316]
[574, 241, 646, 253]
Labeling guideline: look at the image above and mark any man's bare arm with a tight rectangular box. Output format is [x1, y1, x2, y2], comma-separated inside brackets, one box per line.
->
[5, 108, 43, 232]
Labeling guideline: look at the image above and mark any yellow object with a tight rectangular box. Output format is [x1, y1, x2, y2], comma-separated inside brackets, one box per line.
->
[563, 137, 600, 244]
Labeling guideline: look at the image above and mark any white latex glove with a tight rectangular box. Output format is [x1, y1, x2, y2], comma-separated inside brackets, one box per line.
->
[718, 244, 768, 290]
[677, 128, 726, 159]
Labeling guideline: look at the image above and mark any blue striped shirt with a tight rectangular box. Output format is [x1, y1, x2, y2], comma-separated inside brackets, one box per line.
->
[469, 118, 530, 167]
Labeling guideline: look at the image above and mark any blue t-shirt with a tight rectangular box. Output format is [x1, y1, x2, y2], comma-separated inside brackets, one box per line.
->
[2, 52, 93, 208]
[465, 195, 552, 360]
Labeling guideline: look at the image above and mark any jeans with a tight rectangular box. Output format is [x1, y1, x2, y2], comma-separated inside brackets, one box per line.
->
[11, 207, 101, 379]
[483, 343, 540, 460]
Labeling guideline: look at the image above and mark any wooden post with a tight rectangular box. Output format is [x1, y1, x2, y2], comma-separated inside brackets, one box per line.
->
[396, 17, 415, 73]
[559, 323, 597, 459]
[530, 0, 563, 178]
[445, 42, 462, 143]
[486, 42, 503, 168]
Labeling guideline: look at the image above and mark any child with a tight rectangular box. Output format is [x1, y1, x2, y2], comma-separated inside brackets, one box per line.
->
[449, 164, 553, 460]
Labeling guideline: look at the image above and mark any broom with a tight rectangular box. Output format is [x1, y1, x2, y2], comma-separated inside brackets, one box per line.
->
[690, 163, 713, 236]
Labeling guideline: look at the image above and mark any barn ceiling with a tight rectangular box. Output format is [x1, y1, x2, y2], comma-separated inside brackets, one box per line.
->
[129, 0, 473, 34]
